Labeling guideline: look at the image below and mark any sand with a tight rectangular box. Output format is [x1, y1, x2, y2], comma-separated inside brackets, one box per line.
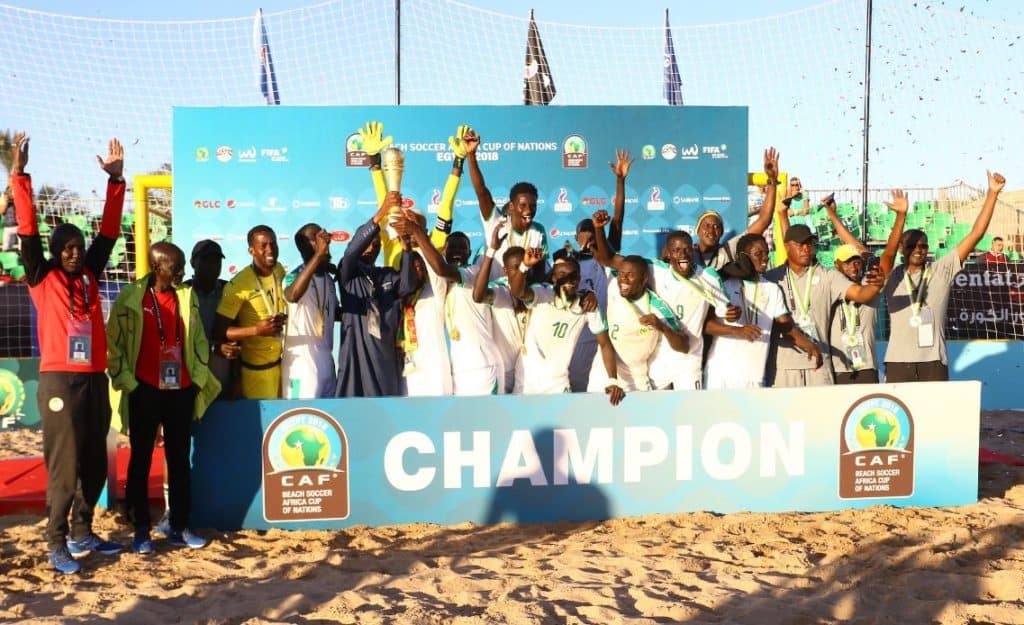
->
[1, 411, 1023, 625]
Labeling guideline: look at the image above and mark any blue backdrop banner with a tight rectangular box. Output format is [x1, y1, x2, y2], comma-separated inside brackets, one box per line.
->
[173, 105, 749, 274]
[190, 381, 980, 530]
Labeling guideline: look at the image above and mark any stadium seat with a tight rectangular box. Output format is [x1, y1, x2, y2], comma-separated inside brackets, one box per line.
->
[9, 265, 25, 281]
[0, 251, 20, 271]
[976, 234, 994, 252]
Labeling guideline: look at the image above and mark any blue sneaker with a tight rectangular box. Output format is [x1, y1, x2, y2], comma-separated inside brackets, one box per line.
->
[49, 546, 82, 574]
[131, 533, 155, 555]
[153, 512, 171, 538]
[66, 533, 123, 557]
[167, 528, 207, 550]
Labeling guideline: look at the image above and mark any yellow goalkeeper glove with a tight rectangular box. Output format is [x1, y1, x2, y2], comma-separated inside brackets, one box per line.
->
[358, 121, 393, 157]
[448, 125, 470, 170]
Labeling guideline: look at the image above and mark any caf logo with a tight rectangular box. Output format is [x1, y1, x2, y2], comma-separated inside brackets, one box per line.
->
[562, 134, 588, 169]
[345, 133, 370, 168]
[839, 394, 914, 499]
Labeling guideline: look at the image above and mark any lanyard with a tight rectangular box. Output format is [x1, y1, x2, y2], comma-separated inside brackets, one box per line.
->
[903, 266, 931, 317]
[252, 265, 280, 318]
[675, 270, 721, 307]
[739, 280, 760, 326]
[840, 301, 860, 335]
[786, 266, 814, 320]
[148, 287, 180, 346]
[625, 291, 652, 325]
[68, 274, 91, 320]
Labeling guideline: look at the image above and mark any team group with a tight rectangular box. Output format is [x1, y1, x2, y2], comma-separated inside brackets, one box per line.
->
[6, 124, 1004, 573]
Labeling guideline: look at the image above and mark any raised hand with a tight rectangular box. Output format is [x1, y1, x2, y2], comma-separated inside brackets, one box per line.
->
[591, 210, 611, 229]
[449, 125, 470, 159]
[97, 138, 124, 179]
[608, 148, 634, 179]
[313, 229, 331, 258]
[523, 247, 545, 268]
[763, 147, 779, 182]
[988, 170, 1006, 195]
[358, 121, 393, 156]
[398, 207, 426, 235]
[883, 189, 908, 214]
[374, 190, 402, 225]
[11, 132, 28, 175]
[490, 217, 508, 250]
[462, 128, 480, 155]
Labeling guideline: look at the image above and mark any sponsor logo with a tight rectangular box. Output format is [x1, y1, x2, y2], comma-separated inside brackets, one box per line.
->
[261, 147, 289, 163]
[330, 231, 351, 243]
[553, 188, 573, 213]
[646, 187, 666, 211]
[329, 196, 350, 210]
[238, 146, 257, 162]
[428, 189, 442, 214]
[580, 196, 607, 206]
[641, 144, 656, 160]
[550, 228, 560, 237]
[680, 144, 699, 160]
[839, 394, 914, 499]
[216, 146, 233, 163]
[401, 197, 416, 210]
[261, 197, 284, 212]
[345, 133, 369, 167]
[0, 368, 27, 430]
[262, 407, 350, 522]
[562, 134, 588, 169]
[194, 147, 209, 162]
[702, 144, 729, 159]
[193, 199, 221, 209]
[661, 144, 677, 160]
[292, 199, 321, 209]
[226, 199, 236, 209]
[672, 195, 700, 205]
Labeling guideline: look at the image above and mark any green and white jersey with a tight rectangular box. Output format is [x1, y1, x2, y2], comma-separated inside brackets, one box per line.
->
[595, 280, 680, 391]
[481, 209, 548, 281]
[705, 277, 789, 389]
[447, 263, 502, 372]
[647, 262, 726, 389]
[522, 284, 607, 394]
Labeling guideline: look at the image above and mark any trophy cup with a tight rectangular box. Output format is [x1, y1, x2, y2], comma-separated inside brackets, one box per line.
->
[381, 147, 404, 237]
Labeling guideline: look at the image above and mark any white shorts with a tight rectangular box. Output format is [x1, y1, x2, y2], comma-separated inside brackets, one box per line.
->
[281, 348, 336, 399]
[453, 365, 500, 396]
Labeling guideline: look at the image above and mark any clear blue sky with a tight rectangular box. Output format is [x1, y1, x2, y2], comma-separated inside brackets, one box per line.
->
[3, 0, 1024, 196]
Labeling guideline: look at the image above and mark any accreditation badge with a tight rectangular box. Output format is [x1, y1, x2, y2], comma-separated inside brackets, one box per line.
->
[844, 332, 867, 371]
[797, 318, 819, 342]
[916, 308, 935, 349]
[158, 345, 183, 390]
[67, 319, 92, 366]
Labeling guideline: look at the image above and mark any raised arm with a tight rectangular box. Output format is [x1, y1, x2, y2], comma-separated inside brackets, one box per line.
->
[360, 121, 393, 209]
[607, 149, 633, 250]
[472, 222, 508, 303]
[509, 247, 543, 304]
[824, 196, 868, 254]
[397, 208, 461, 283]
[340, 193, 393, 284]
[429, 125, 470, 249]
[462, 129, 497, 221]
[955, 170, 1005, 262]
[878, 189, 908, 276]
[284, 230, 330, 303]
[8, 133, 47, 286]
[746, 147, 780, 236]
[83, 138, 126, 279]
[591, 210, 627, 271]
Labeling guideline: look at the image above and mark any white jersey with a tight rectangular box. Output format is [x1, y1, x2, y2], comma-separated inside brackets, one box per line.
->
[705, 277, 789, 390]
[402, 262, 453, 397]
[589, 280, 680, 392]
[569, 257, 610, 392]
[448, 263, 504, 395]
[281, 268, 338, 399]
[522, 285, 607, 394]
[648, 262, 725, 391]
[486, 278, 526, 393]
[481, 210, 548, 281]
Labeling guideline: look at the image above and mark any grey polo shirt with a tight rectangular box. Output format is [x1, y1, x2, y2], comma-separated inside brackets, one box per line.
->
[765, 264, 853, 371]
[883, 253, 962, 365]
[829, 296, 879, 373]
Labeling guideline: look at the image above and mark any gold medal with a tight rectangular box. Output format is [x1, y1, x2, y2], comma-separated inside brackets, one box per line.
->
[450, 328, 461, 341]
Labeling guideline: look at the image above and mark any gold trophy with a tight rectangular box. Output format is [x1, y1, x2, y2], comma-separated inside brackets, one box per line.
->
[381, 147, 404, 235]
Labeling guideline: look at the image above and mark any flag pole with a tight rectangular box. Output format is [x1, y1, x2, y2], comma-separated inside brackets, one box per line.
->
[860, 0, 873, 240]
[395, 0, 402, 105]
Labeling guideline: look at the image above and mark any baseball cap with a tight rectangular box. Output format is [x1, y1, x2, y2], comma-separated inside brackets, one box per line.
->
[783, 224, 816, 244]
[191, 239, 224, 262]
[834, 243, 862, 263]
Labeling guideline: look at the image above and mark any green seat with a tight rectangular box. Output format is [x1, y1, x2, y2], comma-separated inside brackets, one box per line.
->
[976, 234, 994, 252]
[0, 251, 20, 271]
[868, 225, 888, 242]
[9, 265, 25, 281]
[926, 226, 947, 248]
[932, 213, 954, 228]
[1007, 250, 1021, 261]
[817, 250, 835, 269]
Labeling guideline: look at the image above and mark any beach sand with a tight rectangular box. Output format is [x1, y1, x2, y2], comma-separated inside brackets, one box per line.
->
[1, 411, 1022, 624]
